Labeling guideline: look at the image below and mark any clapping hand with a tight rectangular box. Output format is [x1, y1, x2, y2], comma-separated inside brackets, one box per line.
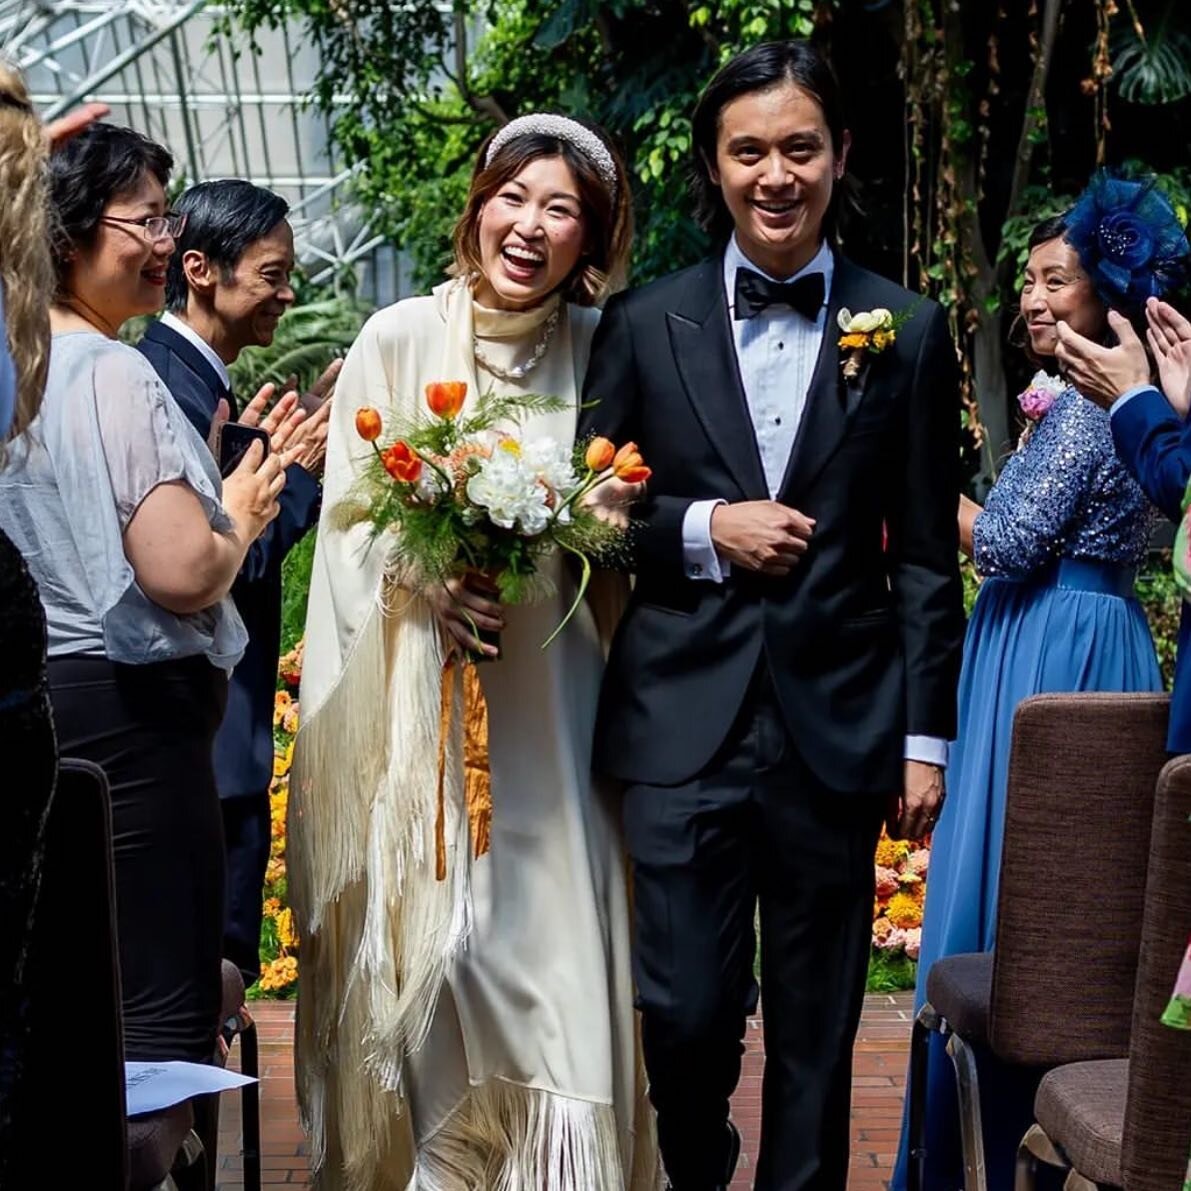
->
[44, 102, 109, 149]
[284, 358, 343, 416]
[1055, 310, 1150, 410]
[208, 387, 307, 470]
[1145, 297, 1191, 418]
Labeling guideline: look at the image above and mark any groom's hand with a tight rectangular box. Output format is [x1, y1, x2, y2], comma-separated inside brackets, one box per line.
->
[710, 501, 814, 575]
[889, 760, 945, 841]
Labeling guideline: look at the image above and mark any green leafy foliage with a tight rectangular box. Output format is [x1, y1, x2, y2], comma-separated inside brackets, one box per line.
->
[1138, 550, 1183, 689]
[221, 0, 824, 291]
[1112, 1, 1191, 106]
[228, 296, 369, 395]
[866, 947, 917, 993]
[280, 528, 317, 654]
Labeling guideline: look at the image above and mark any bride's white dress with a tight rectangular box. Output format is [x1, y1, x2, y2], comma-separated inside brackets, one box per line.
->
[292, 279, 658, 1190]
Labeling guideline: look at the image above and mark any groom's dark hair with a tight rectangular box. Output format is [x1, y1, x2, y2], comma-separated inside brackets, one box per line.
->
[690, 40, 847, 244]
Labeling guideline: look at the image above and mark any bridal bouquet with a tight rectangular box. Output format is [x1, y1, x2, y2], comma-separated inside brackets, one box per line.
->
[347, 380, 649, 650]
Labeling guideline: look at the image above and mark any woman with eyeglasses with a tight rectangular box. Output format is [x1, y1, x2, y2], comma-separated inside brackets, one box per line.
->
[0, 123, 288, 1063]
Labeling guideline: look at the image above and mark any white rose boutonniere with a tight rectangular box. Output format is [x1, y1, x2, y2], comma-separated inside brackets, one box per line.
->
[837, 302, 919, 380]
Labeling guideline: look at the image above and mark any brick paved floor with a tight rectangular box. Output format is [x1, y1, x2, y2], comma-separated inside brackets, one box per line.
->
[216, 993, 913, 1190]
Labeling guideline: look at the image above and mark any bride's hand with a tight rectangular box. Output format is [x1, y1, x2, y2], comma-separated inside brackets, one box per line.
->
[427, 575, 503, 658]
[582, 475, 644, 530]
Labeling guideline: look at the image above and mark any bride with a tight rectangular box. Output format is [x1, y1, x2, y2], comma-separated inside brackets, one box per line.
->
[291, 113, 660, 1189]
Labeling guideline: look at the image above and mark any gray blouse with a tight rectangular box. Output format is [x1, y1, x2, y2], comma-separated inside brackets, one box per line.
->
[0, 332, 247, 670]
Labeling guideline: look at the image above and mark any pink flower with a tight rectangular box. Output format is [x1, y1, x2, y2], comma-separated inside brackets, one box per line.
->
[882, 927, 908, 952]
[875, 866, 900, 898]
[1017, 370, 1065, 422]
[906, 848, 930, 878]
[904, 927, 922, 961]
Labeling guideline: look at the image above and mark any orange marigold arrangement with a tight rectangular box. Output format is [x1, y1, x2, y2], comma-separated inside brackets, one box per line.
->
[872, 827, 931, 963]
[250, 641, 304, 999]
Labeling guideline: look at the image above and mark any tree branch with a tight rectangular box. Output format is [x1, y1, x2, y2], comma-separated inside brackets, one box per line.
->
[452, 10, 510, 127]
[997, 0, 1061, 287]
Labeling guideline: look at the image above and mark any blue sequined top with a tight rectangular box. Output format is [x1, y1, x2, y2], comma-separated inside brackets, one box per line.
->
[972, 385, 1153, 579]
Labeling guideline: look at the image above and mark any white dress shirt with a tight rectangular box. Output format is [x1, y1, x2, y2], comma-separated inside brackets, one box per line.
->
[678, 236, 949, 767]
[161, 311, 232, 393]
[681, 236, 832, 580]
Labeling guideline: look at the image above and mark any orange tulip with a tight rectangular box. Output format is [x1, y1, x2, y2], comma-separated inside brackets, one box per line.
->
[426, 380, 468, 420]
[585, 436, 615, 472]
[613, 441, 651, 484]
[383, 441, 423, 483]
[355, 406, 383, 441]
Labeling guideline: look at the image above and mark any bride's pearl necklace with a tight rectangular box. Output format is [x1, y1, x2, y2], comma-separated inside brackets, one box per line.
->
[474, 306, 561, 382]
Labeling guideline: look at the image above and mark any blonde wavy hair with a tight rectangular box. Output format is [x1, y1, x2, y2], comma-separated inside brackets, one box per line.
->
[0, 61, 52, 451]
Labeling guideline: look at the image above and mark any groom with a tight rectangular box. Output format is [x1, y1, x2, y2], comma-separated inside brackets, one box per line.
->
[581, 41, 964, 1190]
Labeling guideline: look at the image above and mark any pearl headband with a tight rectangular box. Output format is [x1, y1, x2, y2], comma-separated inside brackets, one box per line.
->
[485, 114, 618, 198]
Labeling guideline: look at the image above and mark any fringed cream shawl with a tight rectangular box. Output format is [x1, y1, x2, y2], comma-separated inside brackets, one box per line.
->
[290, 279, 659, 1190]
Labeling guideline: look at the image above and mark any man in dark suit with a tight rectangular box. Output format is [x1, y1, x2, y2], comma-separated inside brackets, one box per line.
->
[1057, 298, 1191, 751]
[581, 42, 964, 1190]
[138, 180, 336, 985]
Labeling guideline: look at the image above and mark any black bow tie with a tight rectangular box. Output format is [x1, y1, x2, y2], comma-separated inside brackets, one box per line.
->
[734, 267, 825, 322]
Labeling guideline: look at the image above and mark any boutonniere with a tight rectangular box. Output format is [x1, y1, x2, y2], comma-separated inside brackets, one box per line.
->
[837, 304, 917, 380]
[1014, 370, 1066, 450]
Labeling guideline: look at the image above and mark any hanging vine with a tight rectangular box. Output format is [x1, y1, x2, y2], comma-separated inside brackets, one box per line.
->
[1085, 0, 1117, 163]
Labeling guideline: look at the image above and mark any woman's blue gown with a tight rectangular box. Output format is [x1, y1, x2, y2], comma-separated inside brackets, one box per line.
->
[892, 386, 1162, 1190]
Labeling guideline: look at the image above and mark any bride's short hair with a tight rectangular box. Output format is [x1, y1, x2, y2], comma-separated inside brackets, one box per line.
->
[450, 119, 632, 307]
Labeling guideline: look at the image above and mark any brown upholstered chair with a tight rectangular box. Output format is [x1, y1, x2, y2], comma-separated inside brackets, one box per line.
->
[15, 758, 128, 1189]
[1016, 753, 1191, 1190]
[18, 757, 208, 1190]
[908, 693, 1171, 1191]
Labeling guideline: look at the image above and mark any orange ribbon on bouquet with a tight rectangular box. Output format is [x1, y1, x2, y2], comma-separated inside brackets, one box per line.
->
[434, 657, 493, 881]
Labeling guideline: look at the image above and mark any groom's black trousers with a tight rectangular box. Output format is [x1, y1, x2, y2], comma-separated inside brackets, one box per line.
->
[624, 672, 886, 1191]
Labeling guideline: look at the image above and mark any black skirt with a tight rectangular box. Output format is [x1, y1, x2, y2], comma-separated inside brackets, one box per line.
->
[48, 652, 228, 1063]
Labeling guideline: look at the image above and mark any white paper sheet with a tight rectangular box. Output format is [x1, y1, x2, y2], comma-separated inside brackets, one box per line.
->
[125, 1061, 257, 1116]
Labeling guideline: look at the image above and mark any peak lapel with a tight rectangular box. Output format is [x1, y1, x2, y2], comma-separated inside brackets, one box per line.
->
[778, 256, 867, 503]
[666, 258, 768, 501]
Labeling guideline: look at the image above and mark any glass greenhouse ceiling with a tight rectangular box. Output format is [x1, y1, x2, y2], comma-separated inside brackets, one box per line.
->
[0, 0, 400, 301]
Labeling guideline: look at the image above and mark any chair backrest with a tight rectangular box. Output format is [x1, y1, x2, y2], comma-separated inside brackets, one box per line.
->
[990, 693, 1170, 1066]
[1121, 754, 1191, 1191]
[14, 758, 128, 1189]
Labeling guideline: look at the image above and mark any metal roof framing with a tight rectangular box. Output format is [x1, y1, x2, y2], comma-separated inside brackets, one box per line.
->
[1, 0, 396, 301]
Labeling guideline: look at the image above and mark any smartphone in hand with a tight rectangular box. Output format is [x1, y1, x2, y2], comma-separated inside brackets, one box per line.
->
[217, 422, 270, 477]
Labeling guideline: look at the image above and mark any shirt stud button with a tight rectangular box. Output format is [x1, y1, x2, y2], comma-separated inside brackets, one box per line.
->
[691, 563, 703, 576]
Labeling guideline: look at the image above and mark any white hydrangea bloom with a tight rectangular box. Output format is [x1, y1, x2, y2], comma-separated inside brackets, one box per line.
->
[521, 436, 578, 495]
[466, 448, 552, 535]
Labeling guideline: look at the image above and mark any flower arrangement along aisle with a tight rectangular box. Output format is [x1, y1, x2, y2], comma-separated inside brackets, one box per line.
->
[337, 381, 649, 879]
[252, 641, 305, 999]
[870, 829, 930, 991]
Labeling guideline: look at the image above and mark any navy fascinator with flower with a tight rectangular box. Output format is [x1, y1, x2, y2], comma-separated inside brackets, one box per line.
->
[1064, 171, 1189, 314]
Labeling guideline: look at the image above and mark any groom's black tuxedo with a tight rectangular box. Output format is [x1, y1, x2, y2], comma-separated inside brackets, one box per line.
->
[581, 249, 963, 1191]
[582, 252, 963, 792]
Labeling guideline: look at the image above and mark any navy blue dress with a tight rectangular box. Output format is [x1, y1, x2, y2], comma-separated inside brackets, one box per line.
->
[893, 385, 1162, 1190]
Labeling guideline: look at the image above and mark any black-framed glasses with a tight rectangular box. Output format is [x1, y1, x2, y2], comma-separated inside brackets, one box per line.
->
[99, 211, 188, 243]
